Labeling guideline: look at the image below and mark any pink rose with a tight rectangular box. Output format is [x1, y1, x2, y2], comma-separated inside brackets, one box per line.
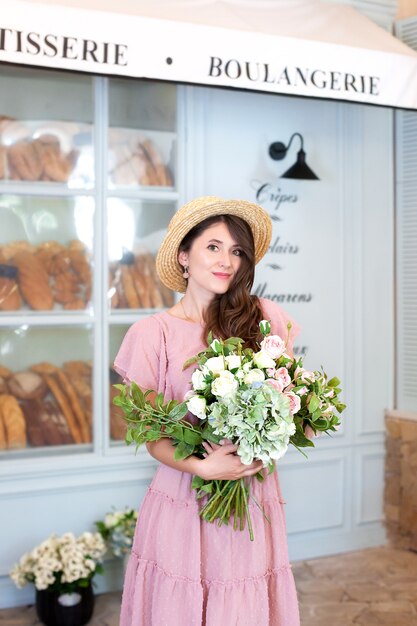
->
[297, 386, 308, 396]
[260, 335, 286, 359]
[266, 378, 284, 392]
[274, 366, 291, 388]
[266, 367, 276, 377]
[304, 424, 321, 440]
[284, 391, 301, 415]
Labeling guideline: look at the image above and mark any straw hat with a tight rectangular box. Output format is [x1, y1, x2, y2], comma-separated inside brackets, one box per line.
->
[156, 195, 272, 293]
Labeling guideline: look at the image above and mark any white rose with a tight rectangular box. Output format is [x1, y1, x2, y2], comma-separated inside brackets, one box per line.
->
[236, 369, 245, 380]
[186, 395, 207, 419]
[243, 368, 265, 385]
[225, 355, 242, 370]
[253, 350, 276, 369]
[211, 371, 238, 397]
[191, 369, 207, 391]
[204, 356, 225, 375]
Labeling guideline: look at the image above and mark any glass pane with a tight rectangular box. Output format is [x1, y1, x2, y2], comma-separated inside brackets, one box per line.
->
[108, 325, 130, 444]
[0, 66, 94, 188]
[108, 79, 176, 189]
[0, 326, 93, 455]
[0, 195, 94, 313]
[107, 199, 175, 311]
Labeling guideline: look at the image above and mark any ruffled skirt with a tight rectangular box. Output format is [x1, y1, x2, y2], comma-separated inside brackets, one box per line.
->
[120, 465, 300, 626]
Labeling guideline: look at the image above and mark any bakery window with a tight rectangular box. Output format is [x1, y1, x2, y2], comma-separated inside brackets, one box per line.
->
[0, 66, 94, 189]
[108, 79, 176, 189]
[0, 66, 179, 458]
[0, 195, 94, 313]
[107, 199, 176, 311]
[0, 325, 94, 455]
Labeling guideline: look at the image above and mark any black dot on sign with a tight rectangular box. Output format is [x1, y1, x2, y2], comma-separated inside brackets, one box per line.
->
[166, 57, 173, 65]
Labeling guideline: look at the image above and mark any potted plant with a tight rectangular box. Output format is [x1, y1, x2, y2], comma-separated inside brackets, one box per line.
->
[9, 531, 106, 626]
[95, 507, 138, 573]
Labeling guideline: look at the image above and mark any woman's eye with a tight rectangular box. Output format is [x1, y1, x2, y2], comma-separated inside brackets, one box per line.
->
[234, 249, 243, 256]
[208, 244, 218, 251]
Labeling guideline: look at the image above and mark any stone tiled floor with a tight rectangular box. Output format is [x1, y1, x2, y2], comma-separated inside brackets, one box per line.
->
[1, 547, 417, 625]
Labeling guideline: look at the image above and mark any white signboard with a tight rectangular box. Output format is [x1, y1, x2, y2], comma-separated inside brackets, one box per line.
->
[1, 0, 417, 109]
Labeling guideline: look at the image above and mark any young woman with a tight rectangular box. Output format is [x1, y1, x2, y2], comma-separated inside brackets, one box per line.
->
[114, 196, 301, 625]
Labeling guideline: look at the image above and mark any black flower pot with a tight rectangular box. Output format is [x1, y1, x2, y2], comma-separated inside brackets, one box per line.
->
[35, 583, 94, 626]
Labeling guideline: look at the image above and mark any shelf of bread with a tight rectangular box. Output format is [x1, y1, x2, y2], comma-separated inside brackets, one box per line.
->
[108, 128, 175, 189]
[0, 362, 130, 452]
[0, 118, 93, 188]
[0, 239, 92, 312]
[109, 250, 174, 310]
[0, 360, 93, 452]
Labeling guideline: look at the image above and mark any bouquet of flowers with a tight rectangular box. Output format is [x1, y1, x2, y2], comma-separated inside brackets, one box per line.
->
[9, 532, 106, 593]
[113, 320, 345, 540]
[95, 508, 138, 557]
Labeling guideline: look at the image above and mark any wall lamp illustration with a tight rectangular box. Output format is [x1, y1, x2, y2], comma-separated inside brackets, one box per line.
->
[268, 133, 319, 180]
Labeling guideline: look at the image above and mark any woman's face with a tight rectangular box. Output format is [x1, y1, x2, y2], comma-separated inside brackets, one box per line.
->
[178, 221, 243, 295]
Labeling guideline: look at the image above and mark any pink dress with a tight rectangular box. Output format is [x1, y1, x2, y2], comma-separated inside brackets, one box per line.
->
[114, 297, 301, 626]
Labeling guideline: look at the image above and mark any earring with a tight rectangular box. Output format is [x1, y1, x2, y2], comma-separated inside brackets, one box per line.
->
[183, 265, 189, 279]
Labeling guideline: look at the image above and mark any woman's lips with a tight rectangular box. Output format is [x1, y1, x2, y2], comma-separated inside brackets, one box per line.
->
[213, 272, 231, 280]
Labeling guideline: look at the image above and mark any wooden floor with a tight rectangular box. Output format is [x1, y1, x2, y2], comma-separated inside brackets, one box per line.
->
[2, 547, 417, 625]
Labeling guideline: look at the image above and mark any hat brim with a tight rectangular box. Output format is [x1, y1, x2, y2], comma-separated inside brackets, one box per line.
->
[156, 196, 272, 293]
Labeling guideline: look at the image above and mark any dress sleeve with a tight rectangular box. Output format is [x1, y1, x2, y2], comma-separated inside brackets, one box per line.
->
[113, 316, 167, 392]
[259, 297, 302, 357]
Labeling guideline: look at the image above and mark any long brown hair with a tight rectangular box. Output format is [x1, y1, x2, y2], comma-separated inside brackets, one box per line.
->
[178, 214, 264, 350]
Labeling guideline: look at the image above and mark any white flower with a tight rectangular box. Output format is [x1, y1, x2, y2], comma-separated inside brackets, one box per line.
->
[184, 389, 196, 401]
[243, 369, 265, 385]
[191, 369, 207, 391]
[253, 350, 276, 369]
[211, 371, 239, 398]
[225, 355, 242, 370]
[204, 356, 225, 375]
[235, 369, 245, 380]
[186, 395, 207, 419]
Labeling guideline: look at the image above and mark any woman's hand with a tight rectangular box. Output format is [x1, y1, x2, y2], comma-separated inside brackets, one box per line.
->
[197, 439, 263, 481]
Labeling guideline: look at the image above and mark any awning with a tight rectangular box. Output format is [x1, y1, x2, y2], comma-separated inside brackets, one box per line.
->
[1, 0, 417, 109]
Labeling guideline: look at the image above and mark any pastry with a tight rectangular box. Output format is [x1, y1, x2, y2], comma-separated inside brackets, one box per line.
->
[54, 369, 90, 443]
[38, 400, 74, 446]
[143, 253, 164, 308]
[42, 373, 83, 444]
[13, 250, 54, 310]
[0, 365, 12, 379]
[0, 394, 27, 448]
[133, 255, 152, 308]
[33, 134, 79, 183]
[8, 371, 48, 400]
[141, 139, 172, 186]
[121, 265, 140, 309]
[7, 141, 43, 181]
[21, 399, 46, 447]
[63, 299, 85, 310]
[30, 362, 58, 375]
[0, 264, 21, 311]
[0, 406, 6, 449]
[1, 240, 35, 261]
[63, 361, 92, 379]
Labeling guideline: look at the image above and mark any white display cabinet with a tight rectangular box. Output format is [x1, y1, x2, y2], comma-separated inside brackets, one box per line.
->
[0, 66, 180, 460]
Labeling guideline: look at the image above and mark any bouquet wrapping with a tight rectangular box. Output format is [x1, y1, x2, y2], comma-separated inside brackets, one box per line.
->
[113, 319, 345, 540]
